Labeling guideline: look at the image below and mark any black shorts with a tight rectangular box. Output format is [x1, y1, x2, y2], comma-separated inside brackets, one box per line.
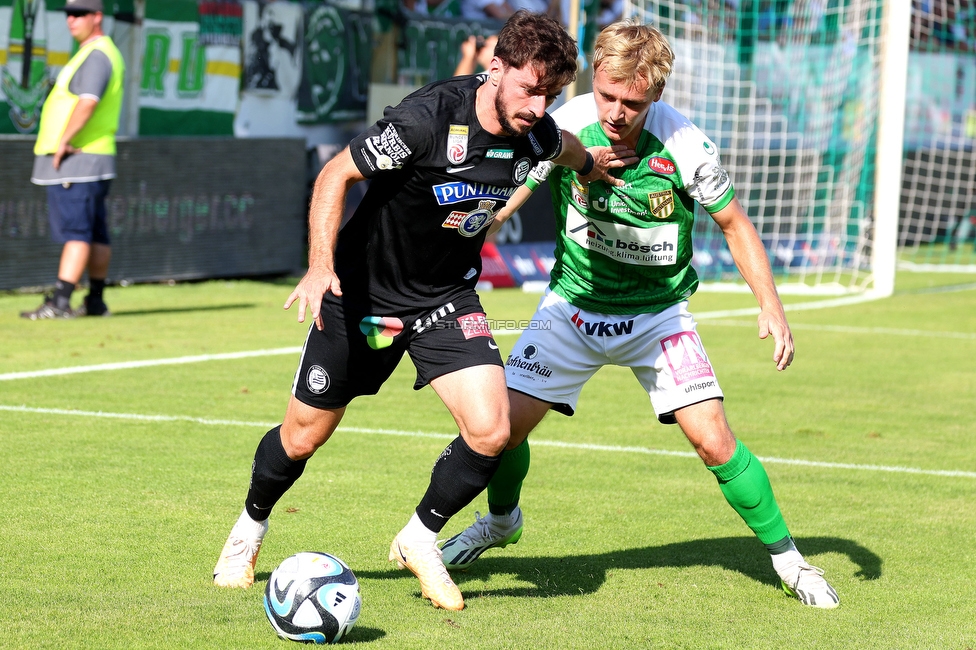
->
[292, 290, 503, 409]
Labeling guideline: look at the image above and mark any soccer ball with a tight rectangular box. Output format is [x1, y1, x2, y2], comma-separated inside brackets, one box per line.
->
[264, 552, 362, 645]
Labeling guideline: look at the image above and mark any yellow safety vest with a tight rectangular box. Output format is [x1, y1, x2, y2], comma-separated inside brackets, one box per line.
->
[34, 36, 125, 156]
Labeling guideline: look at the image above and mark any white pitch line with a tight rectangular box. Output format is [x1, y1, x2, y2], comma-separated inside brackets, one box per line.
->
[2, 404, 973, 479]
[693, 290, 887, 320]
[0, 347, 302, 382]
[702, 320, 976, 340]
[0, 289, 967, 382]
[5, 316, 970, 383]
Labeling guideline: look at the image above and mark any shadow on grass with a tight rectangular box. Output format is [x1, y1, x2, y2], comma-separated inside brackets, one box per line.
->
[108, 303, 257, 317]
[356, 536, 879, 599]
[340, 627, 386, 643]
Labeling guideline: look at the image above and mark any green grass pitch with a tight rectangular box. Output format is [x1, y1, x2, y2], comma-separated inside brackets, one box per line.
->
[1, 274, 974, 649]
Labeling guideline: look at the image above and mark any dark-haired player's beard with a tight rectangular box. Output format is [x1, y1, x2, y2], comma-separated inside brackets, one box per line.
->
[494, 92, 538, 137]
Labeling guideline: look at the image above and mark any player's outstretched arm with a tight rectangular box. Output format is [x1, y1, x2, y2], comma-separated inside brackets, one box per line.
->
[489, 184, 534, 235]
[551, 132, 636, 187]
[711, 197, 795, 371]
[575, 145, 639, 185]
[284, 147, 366, 330]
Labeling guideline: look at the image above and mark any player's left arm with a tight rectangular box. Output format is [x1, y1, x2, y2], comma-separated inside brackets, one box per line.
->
[711, 197, 795, 371]
[550, 130, 634, 187]
[284, 147, 366, 330]
[489, 183, 534, 235]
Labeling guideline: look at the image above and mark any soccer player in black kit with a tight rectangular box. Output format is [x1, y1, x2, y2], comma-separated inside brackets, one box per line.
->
[213, 11, 635, 611]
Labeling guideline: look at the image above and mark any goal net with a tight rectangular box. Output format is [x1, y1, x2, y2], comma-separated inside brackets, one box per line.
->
[898, 0, 976, 274]
[616, 0, 895, 294]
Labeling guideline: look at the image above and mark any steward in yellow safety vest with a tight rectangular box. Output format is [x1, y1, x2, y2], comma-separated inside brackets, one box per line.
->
[23, 0, 125, 321]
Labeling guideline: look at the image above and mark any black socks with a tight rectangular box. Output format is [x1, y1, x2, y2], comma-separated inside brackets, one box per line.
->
[416, 435, 501, 533]
[53, 279, 75, 310]
[244, 426, 308, 521]
[88, 278, 106, 302]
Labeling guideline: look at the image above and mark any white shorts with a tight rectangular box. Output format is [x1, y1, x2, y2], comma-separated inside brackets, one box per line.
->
[505, 291, 724, 424]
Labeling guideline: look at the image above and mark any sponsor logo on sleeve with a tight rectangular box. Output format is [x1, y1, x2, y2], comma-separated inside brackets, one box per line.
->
[364, 124, 412, 170]
[703, 141, 716, 156]
[648, 157, 676, 175]
[528, 132, 544, 156]
[692, 163, 732, 206]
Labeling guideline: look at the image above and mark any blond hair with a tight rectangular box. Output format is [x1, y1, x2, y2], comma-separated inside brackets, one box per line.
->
[591, 22, 674, 94]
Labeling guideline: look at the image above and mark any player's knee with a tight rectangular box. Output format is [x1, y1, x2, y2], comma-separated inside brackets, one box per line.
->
[461, 419, 510, 457]
[694, 430, 737, 466]
[281, 421, 334, 460]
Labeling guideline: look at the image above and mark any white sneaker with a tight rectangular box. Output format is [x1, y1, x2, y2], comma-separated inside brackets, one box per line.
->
[440, 509, 523, 570]
[780, 563, 840, 608]
[213, 516, 268, 589]
[389, 532, 464, 610]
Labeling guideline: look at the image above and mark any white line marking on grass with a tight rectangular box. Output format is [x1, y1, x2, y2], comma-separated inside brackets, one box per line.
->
[3, 404, 974, 479]
[702, 320, 976, 340]
[0, 295, 888, 381]
[694, 291, 888, 320]
[0, 347, 302, 382]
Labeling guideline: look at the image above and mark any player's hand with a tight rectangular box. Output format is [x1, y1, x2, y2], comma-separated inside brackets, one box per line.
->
[53, 142, 78, 170]
[577, 145, 639, 187]
[284, 267, 343, 331]
[758, 306, 794, 371]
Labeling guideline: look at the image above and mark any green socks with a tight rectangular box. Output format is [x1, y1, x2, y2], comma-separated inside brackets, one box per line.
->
[486, 438, 790, 547]
[707, 441, 790, 545]
[487, 438, 531, 515]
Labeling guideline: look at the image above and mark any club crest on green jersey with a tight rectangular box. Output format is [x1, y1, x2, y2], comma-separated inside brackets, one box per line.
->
[648, 190, 675, 219]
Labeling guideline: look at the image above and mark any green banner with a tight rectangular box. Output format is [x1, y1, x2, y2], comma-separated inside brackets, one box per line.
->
[296, 4, 371, 124]
[1, 0, 51, 133]
[138, 0, 239, 135]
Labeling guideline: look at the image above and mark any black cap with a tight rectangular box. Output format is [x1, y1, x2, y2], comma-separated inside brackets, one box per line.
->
[62, 0, 104, 13]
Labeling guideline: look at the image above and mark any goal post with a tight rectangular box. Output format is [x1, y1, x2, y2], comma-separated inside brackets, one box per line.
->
[872, 0, 912, 298]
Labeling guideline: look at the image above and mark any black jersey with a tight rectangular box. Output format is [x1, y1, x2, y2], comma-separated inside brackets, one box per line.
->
[341, 73, 563, 311]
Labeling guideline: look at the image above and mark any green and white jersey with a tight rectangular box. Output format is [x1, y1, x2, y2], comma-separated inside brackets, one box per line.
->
[526, 94, 735, 314]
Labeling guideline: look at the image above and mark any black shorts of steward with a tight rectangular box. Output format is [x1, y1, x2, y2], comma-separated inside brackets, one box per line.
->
[292, 290, 503, 410]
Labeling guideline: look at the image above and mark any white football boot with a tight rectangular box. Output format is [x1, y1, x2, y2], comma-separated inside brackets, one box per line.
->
[440, 509, 523, 570]
[780, 562, 840, 608]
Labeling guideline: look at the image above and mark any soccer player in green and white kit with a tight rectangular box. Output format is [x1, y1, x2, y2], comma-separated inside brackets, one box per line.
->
[440, 21, 840, 608]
